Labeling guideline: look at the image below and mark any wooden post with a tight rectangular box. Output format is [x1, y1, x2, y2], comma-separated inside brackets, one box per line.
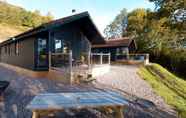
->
[108, 53, 111, 65]
[69, 50, 73, 84]
[90, 53, 92, 65]
[114, 106, 124, 118]
[88, 50, 91, 69]
[100, 53, 103, 65]
[49, 52, 51, 69]
[32, 111, 39, 118]
[48, 30, 51, 69]
[0, 94, 4, 101]
[145, 54, 149, 65]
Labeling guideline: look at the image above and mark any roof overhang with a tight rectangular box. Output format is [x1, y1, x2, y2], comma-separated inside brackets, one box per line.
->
[92, 38, 136, 48]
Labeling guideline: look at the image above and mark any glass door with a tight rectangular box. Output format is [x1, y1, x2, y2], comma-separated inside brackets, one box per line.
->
[36, 38, 48, 69]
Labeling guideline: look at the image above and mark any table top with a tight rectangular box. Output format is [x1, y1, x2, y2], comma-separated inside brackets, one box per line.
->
[27, 90, 128, 111]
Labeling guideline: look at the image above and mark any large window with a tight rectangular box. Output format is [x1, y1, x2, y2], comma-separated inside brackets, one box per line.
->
[54, 39, 69, 53]
[37, 38, 48, 67]
[55, 39, 62, 53]
[116, 47, 129, 55]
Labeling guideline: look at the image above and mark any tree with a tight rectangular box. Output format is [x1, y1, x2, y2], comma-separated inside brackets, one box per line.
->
[103, 0, 186, 78]
[0, 2, 54, 28]
[45, 12, 54, 22]
[149, 0, 186, 47]
[21, 11, 34, 27]
[32, 10, 42, 27]
[127, 8, 180, 54]
[104, 8, 128, 39]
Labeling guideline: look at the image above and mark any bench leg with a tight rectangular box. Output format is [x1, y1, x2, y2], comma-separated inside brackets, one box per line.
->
[115, 106, 124, 118]
[0, 95, 3, 101]
[0, 93, 4, 101]
[32, 111, 39, 118]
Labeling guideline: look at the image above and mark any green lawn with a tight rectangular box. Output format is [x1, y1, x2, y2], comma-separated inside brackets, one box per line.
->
[138, 63, 186, 118]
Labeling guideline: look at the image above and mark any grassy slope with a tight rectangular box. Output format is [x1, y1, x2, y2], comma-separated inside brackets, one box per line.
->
[138, 63, 186, 118]
[0, 1, 52, 42]
[0, 23, 29, 42]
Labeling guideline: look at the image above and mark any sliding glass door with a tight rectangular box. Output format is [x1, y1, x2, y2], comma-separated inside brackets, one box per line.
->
[36, 38, 49, 69]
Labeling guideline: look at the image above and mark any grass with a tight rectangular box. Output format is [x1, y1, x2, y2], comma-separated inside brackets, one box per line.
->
[138, 63, 186, 118]
[0, 23, 29, 42]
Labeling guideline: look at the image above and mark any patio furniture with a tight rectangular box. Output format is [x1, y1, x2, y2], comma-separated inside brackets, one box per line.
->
[27, 91, 128, 118]
[0, 81, 9, 100]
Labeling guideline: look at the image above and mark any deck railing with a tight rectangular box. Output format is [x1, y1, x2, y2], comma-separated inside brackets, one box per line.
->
[49, 52, 90, 68]
[50, 52, 71, 68]
[49, 52, 111, 83]
[49, 52, 111, 68]
[116, 53, 149, 65]
[91, 53, 111, 65]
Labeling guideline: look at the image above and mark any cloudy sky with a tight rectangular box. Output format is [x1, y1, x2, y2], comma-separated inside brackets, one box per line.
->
[6, 0, 154, 35]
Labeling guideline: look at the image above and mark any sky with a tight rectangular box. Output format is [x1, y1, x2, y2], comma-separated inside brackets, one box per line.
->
[6, 0, 154, 35]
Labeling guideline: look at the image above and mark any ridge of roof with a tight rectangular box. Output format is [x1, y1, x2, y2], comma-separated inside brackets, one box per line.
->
[16, 11, 90, 39]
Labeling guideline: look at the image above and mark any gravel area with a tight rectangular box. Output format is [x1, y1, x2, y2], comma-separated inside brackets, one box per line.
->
[95, 65, 177, 117]
[0, 65, 177, 118]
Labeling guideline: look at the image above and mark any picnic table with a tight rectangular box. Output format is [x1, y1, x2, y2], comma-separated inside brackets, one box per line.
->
[27, 91, 128, 118]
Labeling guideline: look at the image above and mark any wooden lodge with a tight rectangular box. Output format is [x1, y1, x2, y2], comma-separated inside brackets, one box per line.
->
[0, 12, 104, 71]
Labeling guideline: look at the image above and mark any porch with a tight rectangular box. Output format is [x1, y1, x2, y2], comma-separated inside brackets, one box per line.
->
[49, 51, 111, 84]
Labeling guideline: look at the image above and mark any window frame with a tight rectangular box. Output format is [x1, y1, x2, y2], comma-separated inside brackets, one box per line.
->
[15, 41, 19, 55]
[8, 44, 11, 56]
[5, 45, 7, 55]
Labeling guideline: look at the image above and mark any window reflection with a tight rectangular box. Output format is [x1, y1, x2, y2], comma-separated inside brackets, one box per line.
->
[116, 47, 128, 55]
[54, 39, 69, 53]
[37, 38, 47, 67]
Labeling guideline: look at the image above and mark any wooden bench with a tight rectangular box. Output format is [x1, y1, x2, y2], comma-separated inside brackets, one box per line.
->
[27, 91, 128, 118]
[0, 81, 9, 100]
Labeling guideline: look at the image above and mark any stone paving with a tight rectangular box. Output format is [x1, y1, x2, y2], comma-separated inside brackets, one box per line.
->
[0, 65, 177, 118]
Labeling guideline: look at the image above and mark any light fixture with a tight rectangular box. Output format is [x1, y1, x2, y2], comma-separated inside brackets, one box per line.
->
[12, 37, 16, 41]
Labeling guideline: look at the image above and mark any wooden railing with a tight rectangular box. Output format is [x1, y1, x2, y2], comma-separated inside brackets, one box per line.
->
[50, 52, 71, 68]
[48, 51, 111, 84]
[91, 53, 111, 65]
[116, 53, 149, 65]
[49, 51, 90, 69]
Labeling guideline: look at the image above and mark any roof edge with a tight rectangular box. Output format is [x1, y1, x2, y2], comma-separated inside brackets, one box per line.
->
[0, 11, 97, 46]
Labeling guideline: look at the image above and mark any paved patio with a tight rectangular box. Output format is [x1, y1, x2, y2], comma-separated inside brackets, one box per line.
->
[0, 65, 177, 118]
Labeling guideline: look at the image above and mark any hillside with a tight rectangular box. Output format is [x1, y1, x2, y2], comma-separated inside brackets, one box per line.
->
[0, 1, 53, 42]
[138, 63, 186, 118]
[0, 23, 29, 42]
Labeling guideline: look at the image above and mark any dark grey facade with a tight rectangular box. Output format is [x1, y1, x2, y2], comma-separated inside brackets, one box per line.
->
[0, 12, 104, 71]
[50, 23, 91, 60]
[0, 36, 35, 69]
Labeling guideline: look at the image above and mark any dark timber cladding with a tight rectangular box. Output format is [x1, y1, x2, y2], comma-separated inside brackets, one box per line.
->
[0, 12, 104, 71]
[0, 36, 35, 69]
